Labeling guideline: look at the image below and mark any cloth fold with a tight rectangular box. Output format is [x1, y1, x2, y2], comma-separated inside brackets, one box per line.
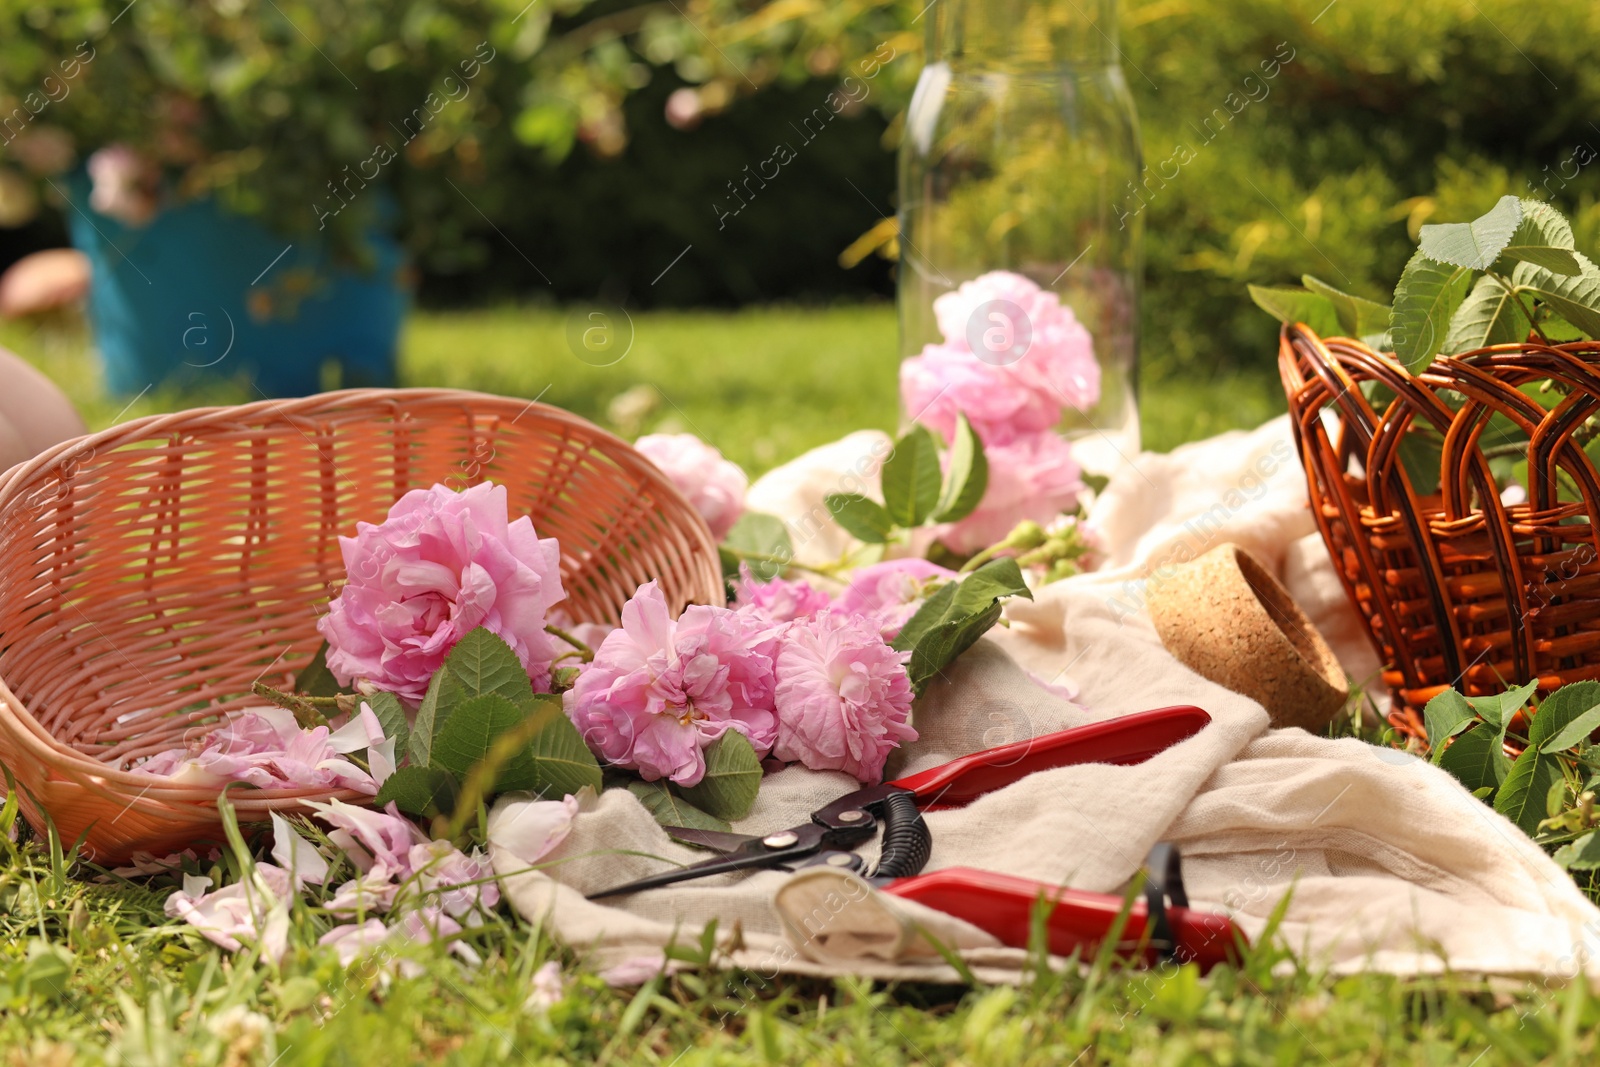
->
[491, 416, 1600, 982]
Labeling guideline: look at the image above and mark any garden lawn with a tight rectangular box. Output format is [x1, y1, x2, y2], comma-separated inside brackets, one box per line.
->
[4, 306, 1594, 1066]
[1, 304, 1286, 471]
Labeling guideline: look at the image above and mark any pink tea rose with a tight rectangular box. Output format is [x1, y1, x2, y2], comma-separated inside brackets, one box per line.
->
[565, 581, 778, 786]
[938, 433, 1084, 554]
[771, 610, 916, 783]
[900, 342, 1064, 447]
[902, 271, 1100, 449]
[734, 564, 831, 624]
[317, 482, 565, 703]
[834, 559, 957, 640]
[932, 270, 1100, 414]
[635, 433, 748, 540]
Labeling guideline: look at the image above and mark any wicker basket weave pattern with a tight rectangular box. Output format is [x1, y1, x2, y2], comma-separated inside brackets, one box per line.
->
[1280, 324, 1600, 734]
[0, 389, 723, 862]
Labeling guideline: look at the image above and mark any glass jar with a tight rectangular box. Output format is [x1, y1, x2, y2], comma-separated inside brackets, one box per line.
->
[898, 0, 1143, 473]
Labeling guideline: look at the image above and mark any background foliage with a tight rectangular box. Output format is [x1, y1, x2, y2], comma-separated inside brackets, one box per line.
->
[6, 0, 1600, 370]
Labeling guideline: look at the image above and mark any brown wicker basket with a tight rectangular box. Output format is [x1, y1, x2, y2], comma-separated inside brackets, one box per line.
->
[0, 388, 723, 863]
[1280, 324, 1600, 736]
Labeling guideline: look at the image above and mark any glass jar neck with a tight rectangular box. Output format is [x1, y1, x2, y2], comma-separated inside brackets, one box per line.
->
[926, 0, 1119, 67]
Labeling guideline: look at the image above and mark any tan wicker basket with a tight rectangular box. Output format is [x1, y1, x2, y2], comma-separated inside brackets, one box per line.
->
[1280, 324, 1600, 736]
[0, 388, 723, 863]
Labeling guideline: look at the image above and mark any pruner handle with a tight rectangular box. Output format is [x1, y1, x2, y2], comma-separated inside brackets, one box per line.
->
[881, 865, 1244, 972]
[888, 705, 1212, 809]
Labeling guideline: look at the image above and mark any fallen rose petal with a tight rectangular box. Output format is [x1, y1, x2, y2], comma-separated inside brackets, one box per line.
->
[485, 793, 582, 867]
[598, 954, 685, 987]
[325, 868, 403, 918]
[307, 799, 427, 873]
[165, 864, 293, 961]
[270, 812, 329, 888]
[406, 840, 500, 920]
[319, 919, 391, 967]
[524, 960, 565, 1012]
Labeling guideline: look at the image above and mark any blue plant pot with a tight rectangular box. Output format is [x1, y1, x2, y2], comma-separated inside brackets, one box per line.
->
[62, 172, 407, 397]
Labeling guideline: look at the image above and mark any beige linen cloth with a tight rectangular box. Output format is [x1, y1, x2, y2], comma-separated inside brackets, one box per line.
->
[489, 418, 1600, 982]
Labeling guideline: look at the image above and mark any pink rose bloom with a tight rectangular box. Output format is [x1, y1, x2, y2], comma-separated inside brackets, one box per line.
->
[635, 433, 748, 541]
[932, 270, 1100, 414]
[938, 433, 1085, 554]
[734, 564, 831, 624]
[902, 271, 1101, 448]
[565, 581, 778, 786]
[772, 610, 916, 783]
[835, 559, 957, 640]
[900, 342, 1064, 447]
[317, 482, 565, 704]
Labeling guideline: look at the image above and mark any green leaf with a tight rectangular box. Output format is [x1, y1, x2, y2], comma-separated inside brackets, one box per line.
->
[437, 628, 537, 712]
[1247, 284, 1342, 337]
[409, 629, 539, 770]
[1495, 200, 1581, 276]
[409, 668, 447, 768]
[1437, 721, 1512, 793]
[1465, 679, 1539, 729]
[1512, 253, 1600, 338]
[674, 730, 762, 821]
[294, 641, 343, 697]
[1423, 689, 1478, 760]
[1494, 744, 1564, 836]
[522, 695, 603, 798]
[374, 765, 460, 817]
[1418, 195, 1521, 271]
[720, 511, 794, 581]
[1392, 252, 1473, 371]
[1444, 275, 1531, 353]
[360, 691, 410, 763]
[824, 493, 894, 544]
[1553, 831, 1600, 871]
[430, 693, 542, 787]
[1301, 275, 1391, 338]
[880, 425, 943, 528]
[932, 413, 989, 523]
[1542, 705, 1600, 754]
[892, 558, 1033, 694]
[626, 781, 731, 834]
[1529, 681, 1600, 752]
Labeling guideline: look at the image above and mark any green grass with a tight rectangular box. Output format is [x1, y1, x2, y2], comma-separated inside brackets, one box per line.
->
[7, 305, 1591, 1067]
[0, 304, 1284, 473]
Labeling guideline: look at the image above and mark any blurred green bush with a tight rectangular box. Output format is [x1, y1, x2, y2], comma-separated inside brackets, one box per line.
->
[5, 0, 1600, 377]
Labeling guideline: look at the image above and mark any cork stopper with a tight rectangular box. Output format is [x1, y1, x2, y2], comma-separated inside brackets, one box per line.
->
[1146, 543, 1348, 731]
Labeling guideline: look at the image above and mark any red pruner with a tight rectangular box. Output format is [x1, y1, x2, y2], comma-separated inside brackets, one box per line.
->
[587, 705, 1246, 971]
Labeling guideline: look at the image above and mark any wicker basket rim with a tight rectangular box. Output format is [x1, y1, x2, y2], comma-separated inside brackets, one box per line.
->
[0, 387, 655, 499]
[0, 386, 717, 797]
